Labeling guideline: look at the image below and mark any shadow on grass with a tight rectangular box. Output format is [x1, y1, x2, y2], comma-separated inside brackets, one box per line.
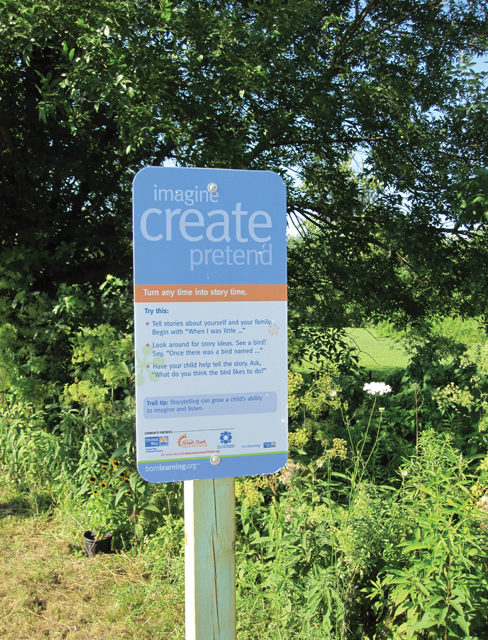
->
[0, 496, 33, 519]
[0, 485, 55, 520]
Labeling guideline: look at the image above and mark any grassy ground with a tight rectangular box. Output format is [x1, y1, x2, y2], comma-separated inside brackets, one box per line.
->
[0, 483, 293, 640]
[0, 483, 281, 640]
[0, 482, 185, 640]
[346, 327, 409, 377]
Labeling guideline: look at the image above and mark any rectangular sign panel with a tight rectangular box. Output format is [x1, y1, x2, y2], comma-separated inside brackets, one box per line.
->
[133, 167, 287, 482]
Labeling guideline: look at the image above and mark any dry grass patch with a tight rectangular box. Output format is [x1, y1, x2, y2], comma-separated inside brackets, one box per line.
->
[0, 485, 184, 640]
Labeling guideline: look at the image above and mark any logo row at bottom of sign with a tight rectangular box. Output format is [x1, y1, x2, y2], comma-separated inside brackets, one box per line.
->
[143, 431, 280, 450]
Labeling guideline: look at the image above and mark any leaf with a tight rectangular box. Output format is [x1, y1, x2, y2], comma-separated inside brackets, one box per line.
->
[412, 613, 436, 631]
[129, 473, 139, 492]
[391, 588, 409, 605]
[115, 487, 127, 506]
[450, 598, 468, 617]
[163, 4, 172, 20]
[400, 541, 429, 553]
[456, 613, 470, 635]
[112, 444, 128, 459]
[143, 503, 162, 514]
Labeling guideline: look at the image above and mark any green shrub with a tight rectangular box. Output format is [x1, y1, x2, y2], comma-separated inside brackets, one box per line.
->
[368, 430, 488, 639]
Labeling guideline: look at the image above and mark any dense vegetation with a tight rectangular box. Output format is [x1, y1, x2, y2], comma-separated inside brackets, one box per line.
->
[3, 315, 488, 638]
[1, 0, 488, 638]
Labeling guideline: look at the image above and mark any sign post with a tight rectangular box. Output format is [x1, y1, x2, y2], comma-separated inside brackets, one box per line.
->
[184, 478, 235, 639]
[132, 167, 287, 639]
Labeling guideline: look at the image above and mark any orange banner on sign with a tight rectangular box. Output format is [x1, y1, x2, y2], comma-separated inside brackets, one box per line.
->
[134, 284, 287, 303]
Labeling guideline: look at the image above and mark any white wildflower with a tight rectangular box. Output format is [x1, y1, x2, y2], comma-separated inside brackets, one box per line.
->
[363, 381, 392, 396]
[478, 495, 488, 513]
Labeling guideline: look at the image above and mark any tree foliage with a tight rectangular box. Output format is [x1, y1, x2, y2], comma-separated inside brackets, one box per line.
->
[1, 0, 488, 393]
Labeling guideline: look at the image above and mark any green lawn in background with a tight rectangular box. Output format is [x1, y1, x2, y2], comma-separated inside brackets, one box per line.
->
[346, 327, 409, 377]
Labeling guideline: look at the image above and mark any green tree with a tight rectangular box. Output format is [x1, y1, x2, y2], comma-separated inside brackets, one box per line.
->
[1, 0, 488, 394]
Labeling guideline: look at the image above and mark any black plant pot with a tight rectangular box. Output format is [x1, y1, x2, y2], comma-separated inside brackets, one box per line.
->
[83, 531, 113, 557]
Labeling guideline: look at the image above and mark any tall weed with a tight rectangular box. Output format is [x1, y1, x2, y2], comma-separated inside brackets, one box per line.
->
[368, 430, 488, 639]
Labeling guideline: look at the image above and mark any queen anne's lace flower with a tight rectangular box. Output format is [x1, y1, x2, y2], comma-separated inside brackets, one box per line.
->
[363, 381, 392, 396]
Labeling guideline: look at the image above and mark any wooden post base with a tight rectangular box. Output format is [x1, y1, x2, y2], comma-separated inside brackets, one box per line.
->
[184, 478, 236, 640]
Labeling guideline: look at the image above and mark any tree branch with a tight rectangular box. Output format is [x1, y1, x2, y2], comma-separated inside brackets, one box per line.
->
[328, 0, 379, 71]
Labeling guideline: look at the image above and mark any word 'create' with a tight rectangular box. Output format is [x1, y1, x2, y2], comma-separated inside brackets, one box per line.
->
[140, 203, 271, 243]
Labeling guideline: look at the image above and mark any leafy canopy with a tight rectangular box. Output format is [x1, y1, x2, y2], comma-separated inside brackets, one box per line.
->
[0, 0, 487, 330]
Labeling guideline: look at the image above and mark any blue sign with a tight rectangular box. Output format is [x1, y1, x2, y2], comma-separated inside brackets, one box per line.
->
[133, 167, 288, 483]
[133, 167, 286, 285]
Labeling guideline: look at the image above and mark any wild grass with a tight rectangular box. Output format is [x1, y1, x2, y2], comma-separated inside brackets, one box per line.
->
[0, 481, 185, 640]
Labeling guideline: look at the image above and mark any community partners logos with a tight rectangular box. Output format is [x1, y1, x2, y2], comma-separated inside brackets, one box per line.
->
[177, 434, 208, 448]
[145, 435, 169, 450]
[263, 441, 276, 449]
